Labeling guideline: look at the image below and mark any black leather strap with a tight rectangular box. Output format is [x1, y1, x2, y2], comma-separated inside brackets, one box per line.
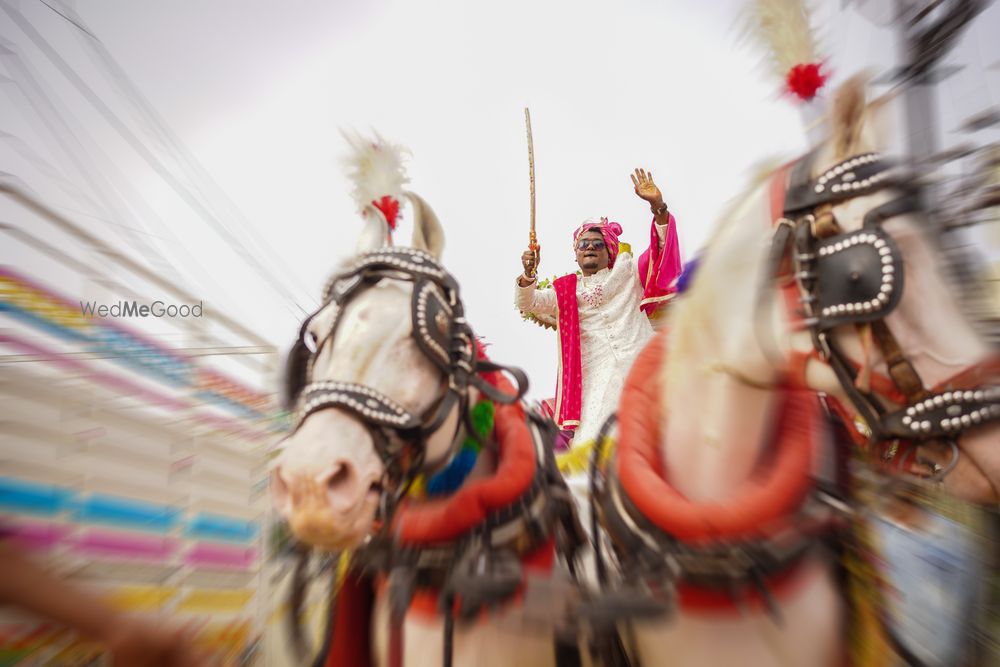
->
[470, 359, 529, 404]
[783, 149, 820, 213]
[825, 336, 888, 441]
[755, 219, 797, 365]
[784, 152, 896, 214]
[285, 247, 532, 485]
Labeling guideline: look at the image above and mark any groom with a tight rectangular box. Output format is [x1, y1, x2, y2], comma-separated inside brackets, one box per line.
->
[515, 168, 682, 451]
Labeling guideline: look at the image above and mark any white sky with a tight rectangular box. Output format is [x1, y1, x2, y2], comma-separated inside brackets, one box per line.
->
[4, 0, 998, 400]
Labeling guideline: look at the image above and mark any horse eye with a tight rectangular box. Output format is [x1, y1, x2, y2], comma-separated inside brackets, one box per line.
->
[303, 330, 319, 354]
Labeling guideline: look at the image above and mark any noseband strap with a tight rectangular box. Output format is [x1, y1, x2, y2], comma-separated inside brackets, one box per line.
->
[296, 381, 422, 432]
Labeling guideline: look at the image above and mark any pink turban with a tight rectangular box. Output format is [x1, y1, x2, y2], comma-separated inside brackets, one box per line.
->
[572, 217, 624, 267]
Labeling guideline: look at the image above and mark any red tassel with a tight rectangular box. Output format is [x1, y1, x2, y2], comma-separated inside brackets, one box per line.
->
[785, 62, 827, 101]
[372, 195, 401, 230]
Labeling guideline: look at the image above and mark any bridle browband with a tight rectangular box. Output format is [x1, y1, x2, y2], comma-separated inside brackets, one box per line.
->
[764, 150, 1000, 466]
[284, 246, 528, 501]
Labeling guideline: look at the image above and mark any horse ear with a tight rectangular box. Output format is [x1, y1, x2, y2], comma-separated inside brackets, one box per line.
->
[406, 191, 445, 259]
[866, 88, 905, 156]
[830, 73, 869, 160]
[283, 338, 311, 411]
[355, 206, 391, 254]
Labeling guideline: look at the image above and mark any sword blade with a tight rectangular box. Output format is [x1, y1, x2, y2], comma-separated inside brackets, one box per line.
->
[525, 107, 537, 249]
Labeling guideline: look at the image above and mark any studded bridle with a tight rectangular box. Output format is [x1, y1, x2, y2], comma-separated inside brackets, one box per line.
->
[283, 246, 528, 499]
[764, 150, 1000, 474]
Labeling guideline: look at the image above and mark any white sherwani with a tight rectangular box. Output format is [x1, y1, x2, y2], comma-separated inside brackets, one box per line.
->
[514, 250, 655, 445]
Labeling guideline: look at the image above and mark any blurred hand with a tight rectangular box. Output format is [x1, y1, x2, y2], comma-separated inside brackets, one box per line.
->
[105, 618, 216, 667]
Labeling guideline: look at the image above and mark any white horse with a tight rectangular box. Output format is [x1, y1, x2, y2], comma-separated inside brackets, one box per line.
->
[271, 194, 583, 667]
[593, 77, 999, 667]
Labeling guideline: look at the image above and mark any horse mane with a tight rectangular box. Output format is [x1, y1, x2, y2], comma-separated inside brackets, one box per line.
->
[807, 74, 881, 180]
[831, 73, 868, 161]
[661, 158, 784, 401]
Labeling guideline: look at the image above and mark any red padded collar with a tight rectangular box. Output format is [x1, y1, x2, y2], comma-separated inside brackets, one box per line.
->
[392, 370, 537, 546]
[616, 332, 821, 545]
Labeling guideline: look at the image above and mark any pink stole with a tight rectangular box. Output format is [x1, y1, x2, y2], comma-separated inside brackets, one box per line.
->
[553, 273, 581, 430]
[638, 213, 682, 314]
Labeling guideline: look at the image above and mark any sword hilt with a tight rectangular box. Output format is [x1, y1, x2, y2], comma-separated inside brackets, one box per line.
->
[528, 233, 540, 275]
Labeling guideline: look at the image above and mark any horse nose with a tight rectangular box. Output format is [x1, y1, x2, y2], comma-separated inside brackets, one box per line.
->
[270, 459, 367, 516]
[320, 459, 366, 512]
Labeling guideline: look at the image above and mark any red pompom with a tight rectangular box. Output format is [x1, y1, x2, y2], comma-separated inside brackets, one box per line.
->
[372, 195, 401, 230]
[785, 63, 827, 101]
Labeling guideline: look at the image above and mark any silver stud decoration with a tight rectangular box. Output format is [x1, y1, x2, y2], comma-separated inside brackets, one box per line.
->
[415, 282, 451, 365]
[903, 387, 999, 434]
[295, 380, 415, 428]
[814, 153, 886, 200]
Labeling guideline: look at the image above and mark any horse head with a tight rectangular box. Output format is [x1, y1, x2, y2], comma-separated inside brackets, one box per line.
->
[772, 77, 998, 504]
[271, 191, 470, 551]
[598, 76, 997, 666]
[652, 75, 997, 504]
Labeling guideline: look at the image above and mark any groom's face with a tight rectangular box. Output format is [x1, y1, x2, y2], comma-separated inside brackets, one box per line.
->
[575, 229, 609, 275]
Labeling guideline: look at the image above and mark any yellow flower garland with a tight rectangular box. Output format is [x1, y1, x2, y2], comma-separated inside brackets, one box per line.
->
[556, 436, 616, 476]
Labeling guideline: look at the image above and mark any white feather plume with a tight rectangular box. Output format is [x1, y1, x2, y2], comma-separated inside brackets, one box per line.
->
[743, 0, 821, 81]
[341, 130, 410, 216]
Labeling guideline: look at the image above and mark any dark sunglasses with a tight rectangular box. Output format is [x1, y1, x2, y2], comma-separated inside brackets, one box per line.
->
[576, 238, 606, 251]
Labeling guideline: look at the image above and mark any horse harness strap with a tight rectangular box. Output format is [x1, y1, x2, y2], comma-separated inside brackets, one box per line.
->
[766, 152, 1000, 447]
[870, 320, 927, 402]
[302, 408, 582, 667]
[588, 335, 846, 626]
[285, 247, 528, 488]
[353, 410, 584, 667]
[290, 250, 582, 667]
[360, 411, 575, 607]
[768, 163, 808, 334]
[596, 464, 831, 619]
[365, 473, 550, 596]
